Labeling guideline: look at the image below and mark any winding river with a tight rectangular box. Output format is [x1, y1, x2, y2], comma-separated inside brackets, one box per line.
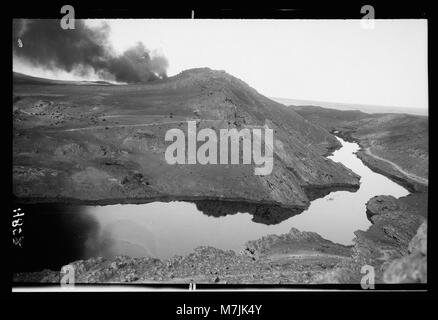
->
[14, 137, 409, 271]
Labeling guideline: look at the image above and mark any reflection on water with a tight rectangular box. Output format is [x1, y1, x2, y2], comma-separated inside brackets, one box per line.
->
[14, 137, 409, 270]
[290, 137, 409, 243]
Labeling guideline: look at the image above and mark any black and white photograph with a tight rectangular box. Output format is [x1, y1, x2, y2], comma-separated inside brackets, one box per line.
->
[9, 6, 430, 302]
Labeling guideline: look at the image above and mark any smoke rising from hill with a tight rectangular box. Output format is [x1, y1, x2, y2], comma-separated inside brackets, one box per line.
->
[12, 19, 168, 83]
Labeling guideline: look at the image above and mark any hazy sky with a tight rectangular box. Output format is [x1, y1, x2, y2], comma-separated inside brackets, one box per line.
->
[18, 19, 428, 110]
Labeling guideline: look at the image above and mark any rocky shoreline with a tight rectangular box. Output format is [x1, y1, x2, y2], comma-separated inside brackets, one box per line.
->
[333, 130, 427, 193]
[12, 130, 427, 285]
[318, 193, 427, 283]
[289, 105, 428, 194]
[13, 193, 427, 284]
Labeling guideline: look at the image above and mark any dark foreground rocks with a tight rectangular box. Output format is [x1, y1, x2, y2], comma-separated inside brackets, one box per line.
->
[315, 193, 427, 283]
[242, 228, 352, 260]
[383, 221, 427, 283]
[14, 228, 353, 284]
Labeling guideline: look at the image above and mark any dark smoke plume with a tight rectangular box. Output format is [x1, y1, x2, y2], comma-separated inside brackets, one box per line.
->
[13, 19, 168, 83]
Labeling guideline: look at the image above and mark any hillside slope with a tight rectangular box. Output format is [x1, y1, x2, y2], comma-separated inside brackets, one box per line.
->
[291, 105, 428, 192]
[13, 69, 359, 218]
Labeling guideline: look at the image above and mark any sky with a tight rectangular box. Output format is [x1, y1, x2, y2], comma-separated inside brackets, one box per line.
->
[15, 19, 428, 110]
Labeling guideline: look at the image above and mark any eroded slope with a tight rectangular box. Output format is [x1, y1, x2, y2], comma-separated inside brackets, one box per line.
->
[13, 69, 359, 211]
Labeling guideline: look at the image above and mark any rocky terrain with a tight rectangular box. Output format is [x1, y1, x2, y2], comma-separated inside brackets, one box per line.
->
[13, 193, 427, 284]
[291, 105, 428, 193]
[13, 227, 354, 284]
[12, 71, 427, 286]
[317, 193, 427, 283]
[286, 105, 428, 284]
[13, 69, 360, 215]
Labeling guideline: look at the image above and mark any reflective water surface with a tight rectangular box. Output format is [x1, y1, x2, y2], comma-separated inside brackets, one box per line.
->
[14, 137, 409, 271]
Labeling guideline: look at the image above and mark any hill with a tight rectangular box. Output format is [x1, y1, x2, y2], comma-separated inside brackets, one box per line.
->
[13, 69, 360, 221]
